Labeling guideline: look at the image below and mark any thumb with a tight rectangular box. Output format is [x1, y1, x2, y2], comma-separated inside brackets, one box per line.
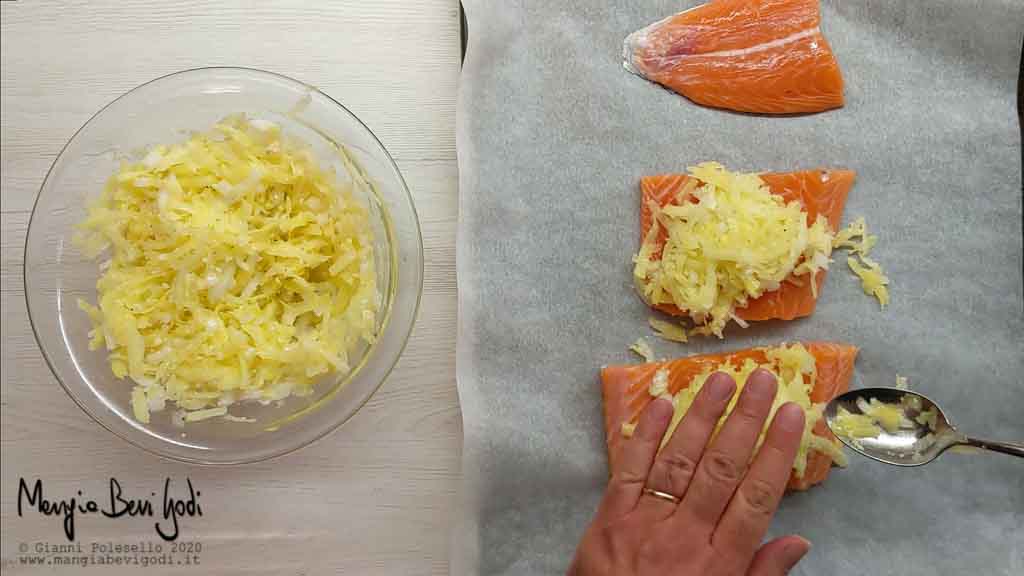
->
[747, 535, 811, 576]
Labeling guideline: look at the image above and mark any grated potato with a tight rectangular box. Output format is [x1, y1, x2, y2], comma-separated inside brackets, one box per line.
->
[75, 115, 380, 423]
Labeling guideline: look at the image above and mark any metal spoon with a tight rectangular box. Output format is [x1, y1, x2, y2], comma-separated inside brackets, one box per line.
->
[824, 387, 1024, 466]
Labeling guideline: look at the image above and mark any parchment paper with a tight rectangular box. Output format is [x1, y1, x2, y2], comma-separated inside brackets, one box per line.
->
[453, 1, 1024, 574]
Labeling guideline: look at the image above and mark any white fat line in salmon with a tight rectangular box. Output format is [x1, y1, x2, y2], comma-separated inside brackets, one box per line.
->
[625, 26, 822, 74]
[694, 27, 821, 59]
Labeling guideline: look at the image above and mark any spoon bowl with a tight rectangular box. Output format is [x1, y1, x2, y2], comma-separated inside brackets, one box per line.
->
[824, 387, 1024, 466]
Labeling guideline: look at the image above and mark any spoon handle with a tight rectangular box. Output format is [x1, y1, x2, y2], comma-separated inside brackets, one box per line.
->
[960, 437, 1024, 458]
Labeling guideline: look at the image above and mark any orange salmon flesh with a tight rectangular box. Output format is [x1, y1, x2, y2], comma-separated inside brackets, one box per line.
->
[625, 0, 845, 114]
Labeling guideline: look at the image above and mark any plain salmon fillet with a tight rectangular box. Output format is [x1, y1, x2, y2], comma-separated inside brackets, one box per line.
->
[601, 342, 858, 491]
[624, 0, 845, 114]
[640, 169, 856, 322]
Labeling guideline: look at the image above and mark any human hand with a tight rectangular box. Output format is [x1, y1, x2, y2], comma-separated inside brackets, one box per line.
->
[569, 369, 810, 576]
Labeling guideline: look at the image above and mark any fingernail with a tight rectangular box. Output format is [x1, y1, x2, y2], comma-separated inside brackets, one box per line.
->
[638, 396, 675, 439]
[783, 537, 812, 571]
[651, 395, 675, 422]
[745, 368, 777, 399]
[776, 402, 806, 433]
[705, 373, 736, 402]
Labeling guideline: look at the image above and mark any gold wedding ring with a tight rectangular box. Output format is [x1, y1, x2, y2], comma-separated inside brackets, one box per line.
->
[642, 487, 680, 504]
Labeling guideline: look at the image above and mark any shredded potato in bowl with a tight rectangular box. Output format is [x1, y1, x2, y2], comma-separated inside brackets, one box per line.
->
[74, 115, 386, 425]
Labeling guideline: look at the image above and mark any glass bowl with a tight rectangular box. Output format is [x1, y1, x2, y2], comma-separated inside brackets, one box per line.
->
[25, 67, 423, 464]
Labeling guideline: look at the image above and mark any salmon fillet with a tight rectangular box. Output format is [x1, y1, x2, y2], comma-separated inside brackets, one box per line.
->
[601, 342, 857, 490]
[639, 169, 855, 322]
[624, 0, 845, 114]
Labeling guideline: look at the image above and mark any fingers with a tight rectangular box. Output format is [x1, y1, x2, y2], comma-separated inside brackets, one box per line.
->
[600, 395, 675, 518]
[712, 402, 805, 559]
[746, 535, 811, 576]
[633, 372, 736, 522]
[672, 368, 778, 530]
